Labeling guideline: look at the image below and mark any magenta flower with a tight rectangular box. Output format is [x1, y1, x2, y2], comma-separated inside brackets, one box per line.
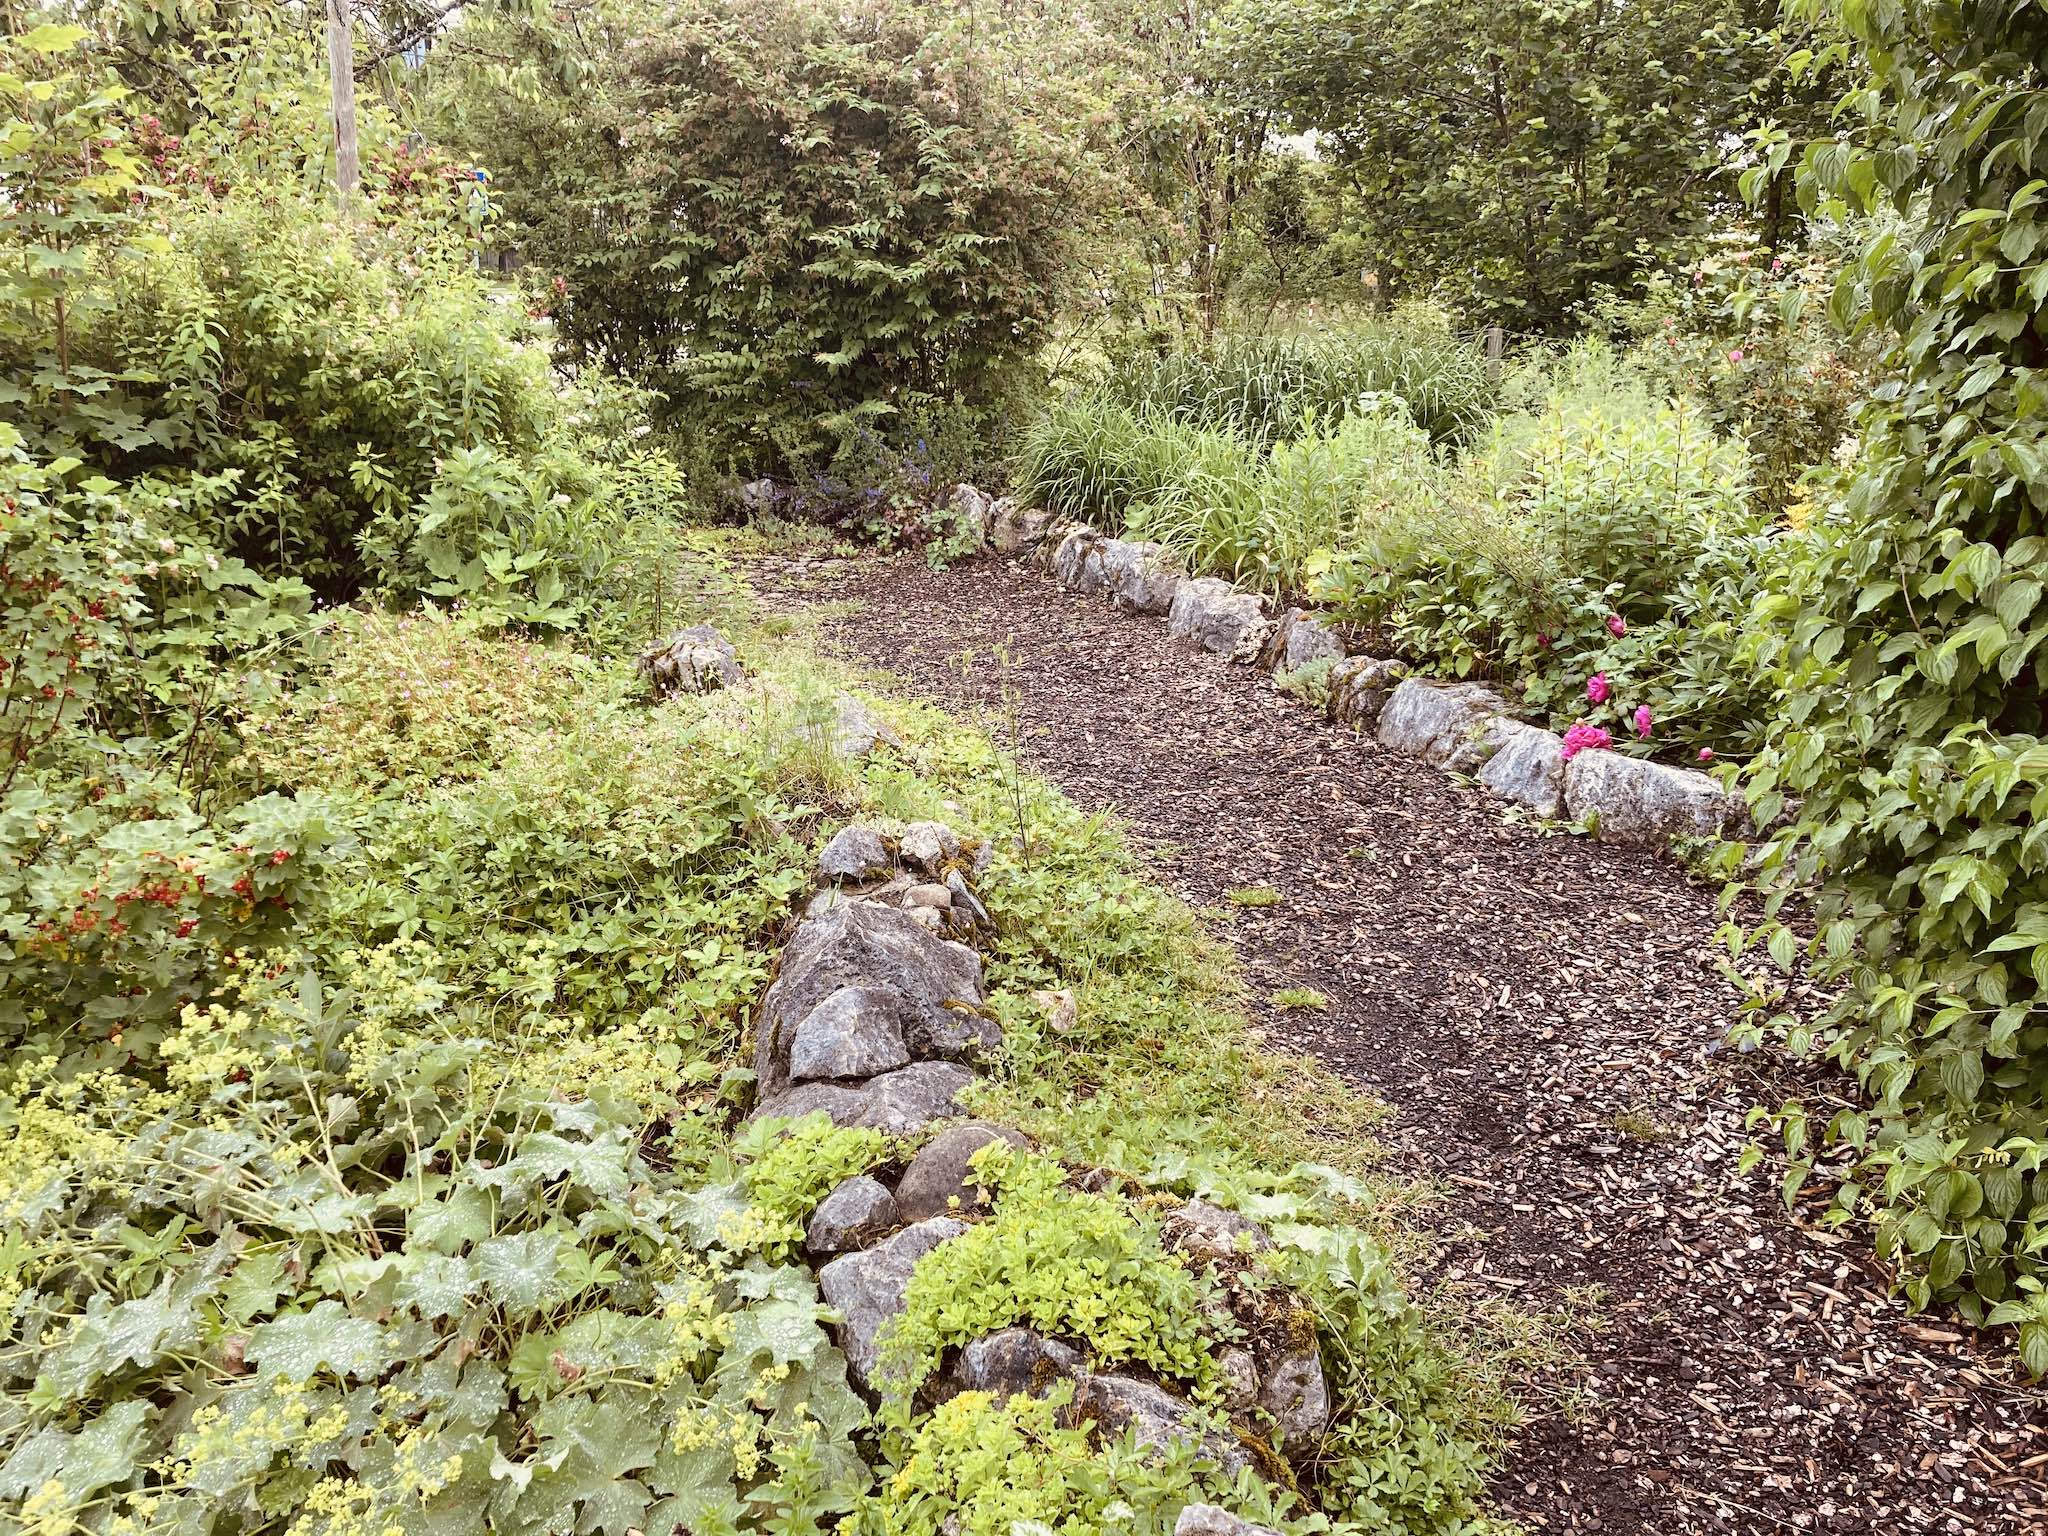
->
[1698, 747, 1715, 763]
[1633, 704, 1653, 739]
[1536, 631, 1552, 650]
[1561, 722, 1613, 761]
[1728, 347, 1745, 364]
[1586, 672, 1611, 705]
[1606, 614, 1627, 638]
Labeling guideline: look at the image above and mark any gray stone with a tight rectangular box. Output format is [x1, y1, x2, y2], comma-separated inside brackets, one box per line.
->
[788, 986, 912, 1082]
[1326, 656, 1408, 729]
[894, 1122, 1033, 1222]
[1216, 1347, 1260, 1413]
[1175, 1505, 1282, 1536]
[1167, 578, 1273, 663]
[1376, 678, 1516, 768]
[737, 478, 781, 515]
[819, 823, 892, 882]
[903, 882, 952, 909]
[992, 502, 1054, 557]
[944, 870, 991, 930]
[817, 1216, 967, 1391]
[1069, 1373, 1250, 1476]
[1161, 1200, 1272, 1261]
[898, 820, 963, 875]
[1257, 1347, 1330, 1448]
[1051, 526, 1106, 592]
[1477, 720, 1567, 818]
[638, 624, 743, 696]
[1097, 539, 1182, 615]
[934, 1327, 1085, 1404]
[832, 694, 903, 759]
[752, 1061, 976, 1136]
[805, 1175, 899, 1258]
[1563, 749, 1737, 848]
[905, 904, 945, 933]
[754, 903, 985, 1097]
[1260, 609, 1346, 674]
[947, 483, 995, 540]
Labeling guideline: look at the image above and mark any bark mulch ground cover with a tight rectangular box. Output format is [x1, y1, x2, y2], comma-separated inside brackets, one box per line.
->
[748, 549, 2048, 1536]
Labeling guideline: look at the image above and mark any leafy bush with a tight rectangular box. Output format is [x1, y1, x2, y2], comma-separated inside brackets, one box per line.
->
[435, 0, 1120, 475]
[1730, 0, 2048, 1357]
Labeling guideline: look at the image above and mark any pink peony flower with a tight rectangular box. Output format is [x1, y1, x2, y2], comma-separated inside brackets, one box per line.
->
[1606, 614, 1627, 638]
[1633, 704, 1653, 739]
[1728, 347, 1745, 364]
[1586, 672, 1611, 705]
[1699, 747, 1715, 763]
[1561, 722, 1613, 761]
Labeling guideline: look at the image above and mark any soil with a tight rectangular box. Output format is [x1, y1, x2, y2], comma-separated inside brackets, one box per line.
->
[746, 549, 2048, 1536]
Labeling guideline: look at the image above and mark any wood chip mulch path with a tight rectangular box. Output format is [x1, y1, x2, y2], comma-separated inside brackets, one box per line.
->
[747, 550, 2048, 1535]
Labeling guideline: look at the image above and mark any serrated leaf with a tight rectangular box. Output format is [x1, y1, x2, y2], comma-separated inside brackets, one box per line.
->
[246, 1300, 392, 1382]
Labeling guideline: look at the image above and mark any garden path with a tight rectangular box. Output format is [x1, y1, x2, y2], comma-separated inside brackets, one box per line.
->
[747, 550, 2048, 1536]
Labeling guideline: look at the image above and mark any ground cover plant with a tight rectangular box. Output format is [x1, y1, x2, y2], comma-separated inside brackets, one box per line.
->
[0, 18, 1522, 1534]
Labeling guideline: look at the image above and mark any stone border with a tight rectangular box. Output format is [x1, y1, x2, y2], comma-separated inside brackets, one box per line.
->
[745, 819, 1330, 1493]
[963, 486, 1741, 851]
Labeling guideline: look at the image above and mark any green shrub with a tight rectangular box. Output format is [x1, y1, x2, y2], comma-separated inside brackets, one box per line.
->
[883, 1145, 1223, 1400]
[435, 0, 1121, 475]
[1731, 0, 2048, 1356]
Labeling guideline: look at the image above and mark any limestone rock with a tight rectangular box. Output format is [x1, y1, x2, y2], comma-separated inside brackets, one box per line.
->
[1175, 1505, 1283, 1536]
[947, 483, 995, 541]
[752, 1061, 976, 1136]
[1069, 1373, 1250, 1476]
[832, 694, 903, 759]
[894, 1122, 1033, 1222]
[817, 1217, 966, 1391]
[1326, 656, 1408, 730]
[898, 821, 963, 874]
[754, 903, 985, 1098]
[819, 823, 893, 883]
[1257, 1347, 1330, 1447]
[638, 625, 743, 697]
[1563, 749, 1737, 848]
[1216, 1347, 1260, 1413]
[1477, 720, 1567, 818]
[904, 882, 952, 910]
[1167, 578, 1273, 663]
[991, 501, 1051, 557]
[934, 1327, 1085, 1404]
[1260, 609, 1346, 674]
[1376, 678, 1516, 768]
[1096, 539, 1182, 615]
[944, 870, 991, 931]
[1051, 526, 1106, 592]
[1162, 1200, 1272, 1261]
[805, 1175, 899, 1258]
[788, 986, 912, 1082]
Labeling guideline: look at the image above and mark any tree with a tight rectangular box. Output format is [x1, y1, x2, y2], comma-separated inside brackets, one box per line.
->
[430, 0, 1121, 475]
[1229, 0, 1839, 330]
[1742, 0, 2048, 1359]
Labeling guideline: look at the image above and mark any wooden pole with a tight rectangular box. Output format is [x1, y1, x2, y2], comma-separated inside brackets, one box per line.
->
[326, 0, 359, 210]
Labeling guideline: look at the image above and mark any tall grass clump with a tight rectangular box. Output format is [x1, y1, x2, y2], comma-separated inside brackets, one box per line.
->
[1104, 309, 1496, 445]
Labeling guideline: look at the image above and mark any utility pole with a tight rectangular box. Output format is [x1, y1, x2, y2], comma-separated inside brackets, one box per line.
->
[326, 0, 359, 210]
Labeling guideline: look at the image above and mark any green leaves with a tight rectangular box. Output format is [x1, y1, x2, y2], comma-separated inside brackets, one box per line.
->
[246, 1301, 394, 1383]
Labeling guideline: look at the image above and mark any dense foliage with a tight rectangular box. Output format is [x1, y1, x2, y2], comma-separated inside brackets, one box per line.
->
[1023, 334, 1790, 761]
[432, 0, 1118, 477]
[1732, 0, 2048, 1360]
[1230, 0, 1841, 329]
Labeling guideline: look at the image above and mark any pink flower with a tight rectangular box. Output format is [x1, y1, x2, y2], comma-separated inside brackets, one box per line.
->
[1586, 672, 1611, 705]
[1633, 704, 1653, 739]
[1561, 722, 1613, 761]
[1606, 614, 1627, 638]
[1699, 747, 1715, 763]
[1728, 347, 1745, 365]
